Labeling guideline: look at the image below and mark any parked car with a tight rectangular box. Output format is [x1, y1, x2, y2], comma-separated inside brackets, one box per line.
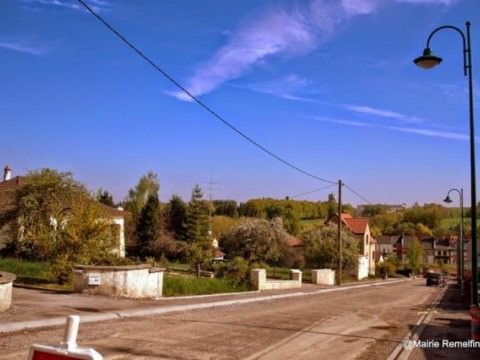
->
[426, 272, 445, 287]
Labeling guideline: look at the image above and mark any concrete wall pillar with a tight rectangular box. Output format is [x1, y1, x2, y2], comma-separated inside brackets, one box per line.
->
[250, 269, 266, 290]
[290, 269, 302, 285]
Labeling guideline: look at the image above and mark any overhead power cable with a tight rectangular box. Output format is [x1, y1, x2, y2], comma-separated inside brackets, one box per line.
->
[291, 184, 337, 199]
[343, 183, 372, 204]
[76, 0, 337, 185]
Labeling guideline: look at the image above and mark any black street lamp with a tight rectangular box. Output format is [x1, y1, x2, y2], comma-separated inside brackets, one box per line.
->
[414, 21, 477, 310]
[444, 188, 464, 297]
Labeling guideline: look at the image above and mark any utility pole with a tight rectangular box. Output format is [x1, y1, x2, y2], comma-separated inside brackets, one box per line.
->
[205, 175, 221, 239]
[337, 179, 343, 286]
[205, 175, 220, 218]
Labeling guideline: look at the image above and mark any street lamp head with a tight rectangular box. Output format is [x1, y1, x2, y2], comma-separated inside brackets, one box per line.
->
[414, 48, 443, 69]
[443, 195, 453, 204]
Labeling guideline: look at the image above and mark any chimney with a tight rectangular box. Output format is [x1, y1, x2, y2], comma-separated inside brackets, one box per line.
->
[3, 165, 11, 181]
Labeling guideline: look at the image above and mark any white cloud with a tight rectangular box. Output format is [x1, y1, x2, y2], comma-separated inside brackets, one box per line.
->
[341, 0, 380, 15]
[344, 104, 424, 124]
[21, 0, 110, 13]
[386, 125, 468, 140]
[170, 0, 460, 101]
[171, 0, 379, 100]
[310, 114, 470, 141]
[0, 40, 48, 56]
[311, 116, 371, 127]
[234, 74, 321, 101]
[394, 0, 457, 5]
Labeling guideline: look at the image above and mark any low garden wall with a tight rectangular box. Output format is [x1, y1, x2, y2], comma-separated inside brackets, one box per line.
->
[73, 265, 165, 299]
[311, 269, 335, 285]
[250, 269, 302, 291]
[0, 271, 16, 311]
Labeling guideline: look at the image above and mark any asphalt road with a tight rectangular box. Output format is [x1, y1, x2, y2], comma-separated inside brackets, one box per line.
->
[1, 279, 442, 359]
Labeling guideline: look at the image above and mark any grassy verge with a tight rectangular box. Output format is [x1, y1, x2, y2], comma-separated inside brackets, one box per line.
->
[0, 257, 52, 283]
[163, 274, 250, 297]
[0, 257, 72, 291]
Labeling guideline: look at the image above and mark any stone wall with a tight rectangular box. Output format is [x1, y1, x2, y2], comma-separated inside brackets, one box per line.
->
[73, 265, 164, 298]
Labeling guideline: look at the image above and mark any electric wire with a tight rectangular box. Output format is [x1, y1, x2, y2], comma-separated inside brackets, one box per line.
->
[344, 183, 372, 204]
[291, 184, 337, 199]
[76, 0, 337, 185]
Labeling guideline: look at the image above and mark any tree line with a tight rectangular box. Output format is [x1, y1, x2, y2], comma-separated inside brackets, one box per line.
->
[1, 167, 471, 284]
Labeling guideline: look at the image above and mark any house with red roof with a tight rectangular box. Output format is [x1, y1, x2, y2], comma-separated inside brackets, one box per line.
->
[326, 213, 376, 278]
[0, 166, 127, 257]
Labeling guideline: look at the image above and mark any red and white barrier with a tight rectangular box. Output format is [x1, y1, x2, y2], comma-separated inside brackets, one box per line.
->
[27, 315, 103, 360]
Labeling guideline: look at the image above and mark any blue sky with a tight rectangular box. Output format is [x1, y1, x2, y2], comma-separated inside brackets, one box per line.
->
[1, 0, 479, 206]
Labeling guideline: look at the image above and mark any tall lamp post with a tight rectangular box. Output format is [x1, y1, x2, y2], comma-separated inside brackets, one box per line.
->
[444, 188, 464, 297]
[413, 22, 477, 309]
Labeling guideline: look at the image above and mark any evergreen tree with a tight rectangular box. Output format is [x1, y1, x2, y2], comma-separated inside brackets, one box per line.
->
[136, 194, 161, 258]
[284, 205, 301, 235]
[185, 185, 212, 276]
[96, 188, 114, 207]
[327, 193, 338, 218]
[185, 185, 210, 243]
[166, 194, 187, 240]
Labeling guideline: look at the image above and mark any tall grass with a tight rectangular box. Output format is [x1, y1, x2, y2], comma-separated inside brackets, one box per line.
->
[163, 274, 250, 297]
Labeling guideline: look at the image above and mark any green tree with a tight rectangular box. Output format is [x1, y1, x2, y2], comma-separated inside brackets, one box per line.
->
[165, 194, 188, 240]
[135, 194, 161, 258]
[327, 193, 337, 218]
[185, 185, 212, 276]
[283, 205, 301, 235]
[358, 204, 389, 217]
[185, 185, 210, 243]
[406, 239, 423, 275]
[49, 194, 118, 283]
[403, 204, 446, 230]
[123, 172, 159, 221]
[96, 188, 114, 207]
[414, 223, 433, 239]
[301, 224, 359, 272]
[221, 217, 290, 266]
[211, 215, 239, 239]
[213, 200, 238, 217]
[370, 211, 404, 236]
[1, 168, 118, 283]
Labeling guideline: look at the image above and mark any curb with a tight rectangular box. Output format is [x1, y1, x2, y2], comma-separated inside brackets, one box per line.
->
[0, 278, 409, 334]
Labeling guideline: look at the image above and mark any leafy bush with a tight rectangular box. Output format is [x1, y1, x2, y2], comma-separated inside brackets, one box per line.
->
[377, 260, 396, 277]
[213, 256, 249, 285]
